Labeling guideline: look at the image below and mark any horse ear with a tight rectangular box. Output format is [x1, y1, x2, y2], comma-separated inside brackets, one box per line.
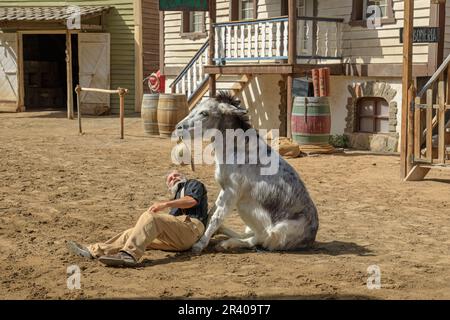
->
[218, 103, 247, 115]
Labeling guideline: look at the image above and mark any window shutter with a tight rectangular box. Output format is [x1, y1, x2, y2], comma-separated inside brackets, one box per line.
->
[182, 11, 190, 33]
[230, 0, 239, 21]
[351, 0, 364, 21]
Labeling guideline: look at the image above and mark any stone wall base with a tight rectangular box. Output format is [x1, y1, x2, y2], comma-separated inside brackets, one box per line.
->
[345, 132, 399, 153]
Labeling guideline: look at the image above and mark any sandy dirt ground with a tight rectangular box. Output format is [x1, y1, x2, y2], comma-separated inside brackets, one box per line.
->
[1, 110, 450, 300]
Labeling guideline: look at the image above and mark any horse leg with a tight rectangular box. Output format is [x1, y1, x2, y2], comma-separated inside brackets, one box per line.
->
[215, 236, 259, 251]
[192, 188, 237, 253]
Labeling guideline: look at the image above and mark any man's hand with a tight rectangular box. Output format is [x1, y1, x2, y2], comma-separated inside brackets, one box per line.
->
[149, 202, 168, 213]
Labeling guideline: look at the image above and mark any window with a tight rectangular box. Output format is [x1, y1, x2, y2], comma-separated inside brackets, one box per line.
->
[365, 0, 388, 18]
[297, 0, 305, 17]
[240, 0, 254, 20]
[230, 0, 256, 21]
[350, 0, 395, 26]
[189, 11, 204, 33]
[357, 97, 389, 133]
[181, 11, 206, 39]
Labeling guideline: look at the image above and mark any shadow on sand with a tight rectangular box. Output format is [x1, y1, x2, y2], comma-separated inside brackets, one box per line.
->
[137, 240, 374, 268]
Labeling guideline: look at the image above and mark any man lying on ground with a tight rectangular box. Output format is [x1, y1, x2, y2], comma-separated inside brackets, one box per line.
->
[66, 170, 208, 267]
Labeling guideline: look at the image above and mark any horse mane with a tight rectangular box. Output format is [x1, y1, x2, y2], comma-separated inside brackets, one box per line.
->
[216, 90, 241, 108]
[215, 91, 252, 130]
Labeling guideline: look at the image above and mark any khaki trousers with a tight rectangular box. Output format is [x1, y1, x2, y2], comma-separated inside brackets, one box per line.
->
[87, 211, 205, 260]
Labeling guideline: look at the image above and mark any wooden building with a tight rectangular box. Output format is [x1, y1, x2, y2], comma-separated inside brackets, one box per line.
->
[161, 0, 449, 153]
[0, 0, 160, 116]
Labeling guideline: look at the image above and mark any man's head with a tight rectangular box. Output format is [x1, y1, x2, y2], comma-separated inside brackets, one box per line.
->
[166, 170, 187, 196]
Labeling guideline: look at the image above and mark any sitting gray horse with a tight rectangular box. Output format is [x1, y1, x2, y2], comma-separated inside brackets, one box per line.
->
[174, 92, 319, 253]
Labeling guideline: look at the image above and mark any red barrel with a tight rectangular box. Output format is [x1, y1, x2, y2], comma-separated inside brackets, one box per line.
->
[291, 96, 331, 145]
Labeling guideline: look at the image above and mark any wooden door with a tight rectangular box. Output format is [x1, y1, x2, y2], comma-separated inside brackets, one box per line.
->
[78, 33, 110, 115]
[0, 33, 19, 112]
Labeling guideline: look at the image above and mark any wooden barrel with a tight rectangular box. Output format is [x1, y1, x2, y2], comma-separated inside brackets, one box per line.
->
[291, 96, 331, 145]
[157, 94, 188, 137]
[141, 94, 159, 135]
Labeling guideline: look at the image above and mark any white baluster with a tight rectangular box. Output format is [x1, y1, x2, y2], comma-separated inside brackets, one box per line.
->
[214, 27, 219, 60]
[305, 21, 310, 55]
[177, 81, 181, 94]
[204, 47, 208, 71]
[316, 23, 320, 57]
[276, 21, 281, 57]
[247, 24, 252, 58]
[268, 22, 273, 57]
[254, 23, 258, 58]
[199, 56, 203, 82]
[240, 25, 245, 58]
[182, 74, 186, 95]
[193, 60, 197, 87]
[233, 25, 238, 58]
[187, 68, 192, 97]
[227, 26, 232, 59]
[221, 26, 226, 60]
[261, 22, 266, 57]
[283, 20, 288, 57]
[325, 23, 329, 58]
[336, 22, 341, 58]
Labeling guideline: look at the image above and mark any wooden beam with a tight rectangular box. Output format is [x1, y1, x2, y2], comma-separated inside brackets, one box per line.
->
[286, 0, 297, 138]
[438, 74, 446, 163]
[407, 85, 416, 174]
[17, 32, 25, 112]
[404, 165, 431, 181]
[159, 11, 165, 75]
[400, 0, 414, 180]
[208, 0, 216, 98]
[204, 64, 295, 75]
[134, 0, 144, 111]
[66, 31, 74, 119]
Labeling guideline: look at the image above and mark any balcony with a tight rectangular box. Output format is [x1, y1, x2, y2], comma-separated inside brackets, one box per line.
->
[213, 15, 344, 65]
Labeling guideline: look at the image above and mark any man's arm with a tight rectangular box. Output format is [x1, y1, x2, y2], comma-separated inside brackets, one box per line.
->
[149, 196, 198, 213]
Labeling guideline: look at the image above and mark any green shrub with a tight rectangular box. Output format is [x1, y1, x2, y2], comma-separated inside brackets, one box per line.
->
[329, 134, 349, 148]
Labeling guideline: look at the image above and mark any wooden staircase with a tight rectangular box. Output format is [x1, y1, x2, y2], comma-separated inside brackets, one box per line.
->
[170, 42, 253, 110]
[405, 54, 450, 181]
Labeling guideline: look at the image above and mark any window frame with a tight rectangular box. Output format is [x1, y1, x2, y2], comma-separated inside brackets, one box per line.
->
[350, 0, 395, 27]
[180, 11, 207, 40]
[356, 97, 390, 133]
[230, 0, 258, 21]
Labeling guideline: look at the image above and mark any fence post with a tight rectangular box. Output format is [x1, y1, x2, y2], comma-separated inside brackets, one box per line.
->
[75, 85, 82, 135]
[119, 87, 126, 139]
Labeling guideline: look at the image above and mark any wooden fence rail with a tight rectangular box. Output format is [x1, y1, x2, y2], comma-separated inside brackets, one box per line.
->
[74, 85, 129, 139]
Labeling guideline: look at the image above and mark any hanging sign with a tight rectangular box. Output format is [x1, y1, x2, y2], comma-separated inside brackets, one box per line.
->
[400, 27, 440, 43]
[159, 0, 209, 11]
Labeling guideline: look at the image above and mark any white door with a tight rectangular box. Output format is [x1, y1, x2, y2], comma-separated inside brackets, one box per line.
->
[297, 0, 314, 56]
[0, 33, 19, 112]
[78, 33, 110, 114]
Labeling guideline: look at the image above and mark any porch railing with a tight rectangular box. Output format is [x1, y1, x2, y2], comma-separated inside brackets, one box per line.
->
[170, 41, 209, 100]
[214, 17, 289, 63]
[296, 16, 344, 60]
[213, 16, 344, 63]
[411, 54, 450, 166]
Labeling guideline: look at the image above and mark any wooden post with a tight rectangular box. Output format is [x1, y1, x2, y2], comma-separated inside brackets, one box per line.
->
[66, 31, 74, 119]
[208, 0, 216, 98]
[119, 87, 126, 139]
[400, 0, 414, 180]
[134, 0, 144, 112]
[407, 85, 416, 174]
[75, 85, 82, 135]
[438, 74, 446, 163]
[287, 0, 297, 138]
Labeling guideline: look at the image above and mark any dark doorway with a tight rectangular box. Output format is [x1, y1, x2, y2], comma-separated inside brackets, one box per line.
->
[23, 34, 67, 110]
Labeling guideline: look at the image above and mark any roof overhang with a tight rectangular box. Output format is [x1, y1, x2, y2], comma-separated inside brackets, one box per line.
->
[0, 6, 110, 23]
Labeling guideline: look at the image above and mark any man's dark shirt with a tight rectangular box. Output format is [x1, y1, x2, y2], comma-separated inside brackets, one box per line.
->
[169, 179, 208, 227]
